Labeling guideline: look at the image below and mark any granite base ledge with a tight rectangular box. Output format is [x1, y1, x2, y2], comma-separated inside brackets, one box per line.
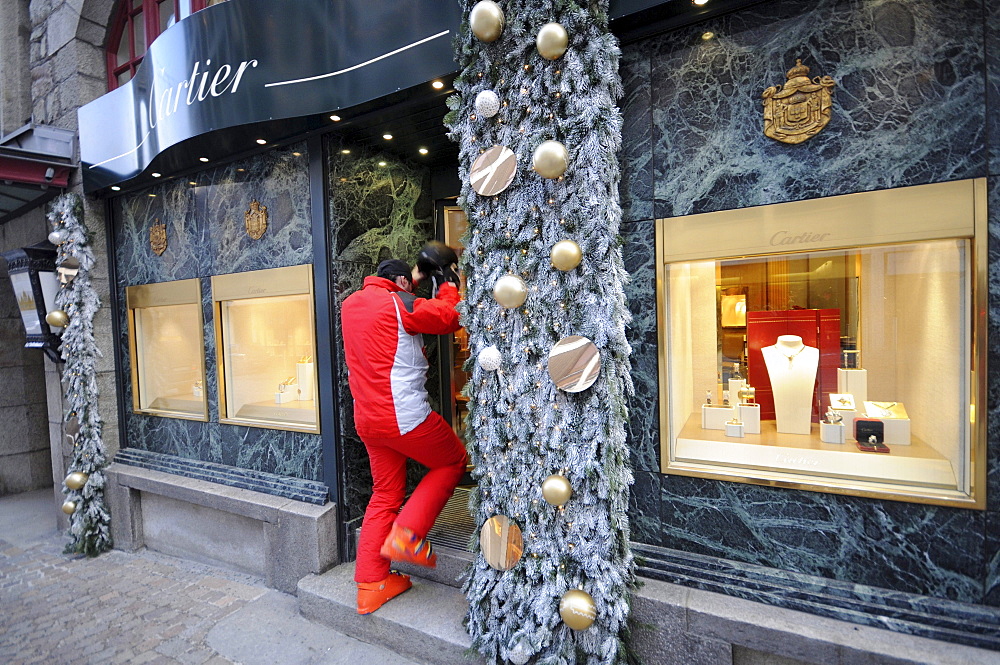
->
[106, 462, 338, 594]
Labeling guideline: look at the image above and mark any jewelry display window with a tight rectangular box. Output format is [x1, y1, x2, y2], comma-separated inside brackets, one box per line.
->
[656, 179, 987, 507]
[212, 265, 319, 433]
[126, 278, 208, 420]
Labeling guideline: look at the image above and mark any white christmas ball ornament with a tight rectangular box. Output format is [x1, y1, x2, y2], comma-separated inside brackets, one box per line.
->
[478, 345, 503, 371]
[48, 229, 67, 245]
[475, 90, 501, 118]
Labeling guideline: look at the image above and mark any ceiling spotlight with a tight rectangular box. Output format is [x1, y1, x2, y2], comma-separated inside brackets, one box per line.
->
[341, 149, 351, 154]
[701, 31, 715, 40]
[110, 186, 121, 191]
[151, 172, 161, 177]
[378, 161, 387, 167]
[382, 133, 393, 140]
[330, 114, 342, 121]
[693, 0, 709, 4]
[256, 139, 267, 145]
[199, 157, 209, 162]
[419, 148, 429, 155]
[432, 80, 444, 89]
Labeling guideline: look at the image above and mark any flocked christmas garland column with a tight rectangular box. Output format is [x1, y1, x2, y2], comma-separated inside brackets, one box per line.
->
[446, 1, 635, 663]
[46, 193, 113, 556]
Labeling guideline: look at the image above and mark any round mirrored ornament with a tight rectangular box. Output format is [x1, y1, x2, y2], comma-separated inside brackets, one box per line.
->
[492, 274, 527, 309]
[559, 589, 596, 630]
[480, 515, 523, 570]
[470, 1, 504, 42]
[536, 22, 569, 60]
[532, 140, 568, 179]
[48, 229, 68, 245]
[550, 240, 582, 271]
[475, 90, 501, 118]
[45, 310, 69, 328]
[547, 335, 600, 392]
[61, 500, 77, 515]
[478, 345, 503, 371]
[470, 145, 517, 196]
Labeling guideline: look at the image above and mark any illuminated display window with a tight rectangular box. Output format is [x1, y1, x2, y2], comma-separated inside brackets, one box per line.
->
[212, 265, 319, 433]
[126, 278, 208, 420]
[657, 179, 987, 507]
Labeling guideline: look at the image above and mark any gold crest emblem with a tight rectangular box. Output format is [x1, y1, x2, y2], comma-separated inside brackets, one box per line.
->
[244, 199, 268, 240]
[150, 219, 167, 256]
[762, 60, 835, 144]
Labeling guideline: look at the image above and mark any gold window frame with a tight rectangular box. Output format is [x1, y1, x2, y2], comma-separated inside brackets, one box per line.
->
[656, 178, 987, 508]
[126, 278, 209, 421]
[212, 264, 320, 434]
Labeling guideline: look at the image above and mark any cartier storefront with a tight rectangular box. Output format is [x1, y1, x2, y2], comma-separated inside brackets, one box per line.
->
[76, 0, 1000, 655]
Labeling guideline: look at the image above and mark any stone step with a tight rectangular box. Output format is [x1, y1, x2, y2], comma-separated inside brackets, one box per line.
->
[298, 562, 485, 665]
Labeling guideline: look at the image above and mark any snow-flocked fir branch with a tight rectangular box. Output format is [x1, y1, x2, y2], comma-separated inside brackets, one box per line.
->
[447, 2, 635, 663]
[49, 193, 113, 557]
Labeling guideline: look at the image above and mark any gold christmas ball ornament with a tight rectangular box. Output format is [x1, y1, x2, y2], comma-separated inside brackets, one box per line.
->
[536, 22, 569, 60]
[532, 140, 568, 179]
[65, 472, 89, 490]
[470, 1, 504, 42]
[492, 275, 528, 309]
[61, 500, 77, 515]
[541, 474, 573, 505]
[550, 240, 582, 271]
[559, 589, 597, 630]
[45, 309, 69, 328]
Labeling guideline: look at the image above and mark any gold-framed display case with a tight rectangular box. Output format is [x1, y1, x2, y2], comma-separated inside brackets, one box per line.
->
[212, 264, 319, 433]
[656, 178, 987, 508]
[126, 278, 208, 420]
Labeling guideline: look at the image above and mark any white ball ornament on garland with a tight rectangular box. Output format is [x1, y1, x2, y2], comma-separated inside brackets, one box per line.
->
[532, 140, 568, 179]
[536, 22, 569, 60]
[550, 240, 582, 271]
[470, 1, 504, 42]
[477, 345, 503, 371]
[48, 229, 68, 245]
[559, 589, 597, 630]
[474, 90, 501, 118]
[492, 274, 528, 309]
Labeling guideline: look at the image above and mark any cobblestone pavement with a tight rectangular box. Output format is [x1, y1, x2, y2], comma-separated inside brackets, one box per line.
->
[0, 490, 421, 665]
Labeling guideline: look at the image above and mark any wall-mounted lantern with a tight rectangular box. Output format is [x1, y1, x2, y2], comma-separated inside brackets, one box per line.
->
[2, 241, 63, 362]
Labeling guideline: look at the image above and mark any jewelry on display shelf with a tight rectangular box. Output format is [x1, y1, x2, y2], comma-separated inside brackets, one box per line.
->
[705, 389, 712, 405]
[780, 344, 806, 367]
[722, 390, 730, 406]
[825, 408, 842, 424]
[738, 384, 755, 404]
[830, 393, 856, 410]
[725, 417, 745, 438]
[869, 401, 897, 418]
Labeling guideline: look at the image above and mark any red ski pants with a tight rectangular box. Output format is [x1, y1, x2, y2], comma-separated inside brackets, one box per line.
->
[354, 411, 467, 583]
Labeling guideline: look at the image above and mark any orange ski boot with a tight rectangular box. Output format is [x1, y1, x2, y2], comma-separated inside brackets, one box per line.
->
[356, 571, 412, 615]
[379, 523, 437, 568]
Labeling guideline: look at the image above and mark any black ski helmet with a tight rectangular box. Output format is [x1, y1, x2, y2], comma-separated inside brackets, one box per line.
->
[416, 241, 458, 273]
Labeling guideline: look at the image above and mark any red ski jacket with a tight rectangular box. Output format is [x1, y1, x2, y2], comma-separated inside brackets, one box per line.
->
[341, 276, 461, 438]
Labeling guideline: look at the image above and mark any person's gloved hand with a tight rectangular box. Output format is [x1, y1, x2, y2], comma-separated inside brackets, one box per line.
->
[441, 263, 460, 288]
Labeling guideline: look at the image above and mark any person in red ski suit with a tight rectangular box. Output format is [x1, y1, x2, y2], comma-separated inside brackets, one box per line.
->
[341, 257, 467, 615]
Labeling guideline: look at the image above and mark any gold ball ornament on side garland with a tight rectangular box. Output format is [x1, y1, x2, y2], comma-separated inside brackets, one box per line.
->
[492, 275, 528, 309]
[45, 309, 69, 328]
[536, 22, 569, 60]
[559, 589, 597, 630]
[65, 472, 89, 490]
[541, 474, 572, 505]
[61, 500, 77, 515]
[550, 240, 582, 271]
[532, 140, 568, 179]
[470, 1, 504, 42]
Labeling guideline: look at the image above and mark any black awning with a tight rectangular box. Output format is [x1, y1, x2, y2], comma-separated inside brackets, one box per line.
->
[0, 124, 76, 225]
